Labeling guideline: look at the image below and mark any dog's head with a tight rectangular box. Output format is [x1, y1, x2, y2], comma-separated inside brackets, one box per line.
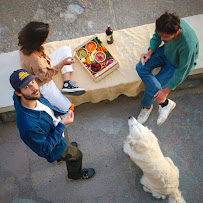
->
[124, 116, 151, 155]
[128, 116, 145, 139]
[125, 116, 157, 153]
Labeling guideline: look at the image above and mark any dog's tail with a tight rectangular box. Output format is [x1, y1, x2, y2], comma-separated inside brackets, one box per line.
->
[169, 188, 186, 203]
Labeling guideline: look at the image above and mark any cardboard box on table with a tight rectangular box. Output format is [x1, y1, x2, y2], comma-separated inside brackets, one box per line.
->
[74, 35, 119, 82]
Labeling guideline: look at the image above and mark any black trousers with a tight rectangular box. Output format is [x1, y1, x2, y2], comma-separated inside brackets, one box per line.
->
[59, 128, 83, 179]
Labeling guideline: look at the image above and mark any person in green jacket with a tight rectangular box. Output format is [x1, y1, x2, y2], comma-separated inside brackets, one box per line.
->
[136, 12, 199, 125]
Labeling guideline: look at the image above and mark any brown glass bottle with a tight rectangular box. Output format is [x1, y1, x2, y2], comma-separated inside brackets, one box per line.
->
[106, 25, 113, 44]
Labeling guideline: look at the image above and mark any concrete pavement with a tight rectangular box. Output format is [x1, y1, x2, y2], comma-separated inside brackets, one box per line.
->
[0, 0, 203, 202]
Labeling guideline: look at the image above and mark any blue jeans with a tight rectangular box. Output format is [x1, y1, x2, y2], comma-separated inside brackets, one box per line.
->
[136, 46, 176, 107]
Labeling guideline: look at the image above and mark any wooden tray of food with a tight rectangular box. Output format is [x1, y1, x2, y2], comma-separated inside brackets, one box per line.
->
[74, 35, 119, 82]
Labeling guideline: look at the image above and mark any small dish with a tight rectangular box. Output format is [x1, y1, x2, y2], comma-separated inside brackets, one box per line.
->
[90, 62, 102, 73]
[86, 41, 97, 52]
[94, 51, 106, 63]
[77, 48, 87, 58]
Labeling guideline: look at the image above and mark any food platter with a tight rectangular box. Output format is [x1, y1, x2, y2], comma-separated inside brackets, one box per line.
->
[74, 36, 119, 82]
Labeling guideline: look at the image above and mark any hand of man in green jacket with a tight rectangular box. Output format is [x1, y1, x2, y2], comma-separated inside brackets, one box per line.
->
[154, 87, 171, 103]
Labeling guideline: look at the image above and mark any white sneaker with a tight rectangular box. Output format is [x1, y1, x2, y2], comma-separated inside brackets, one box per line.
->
[157, 99, 176, 126]
[137, 105, 153, 124]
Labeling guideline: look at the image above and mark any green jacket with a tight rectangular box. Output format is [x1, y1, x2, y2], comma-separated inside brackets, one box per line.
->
[149, 19, 199, 90]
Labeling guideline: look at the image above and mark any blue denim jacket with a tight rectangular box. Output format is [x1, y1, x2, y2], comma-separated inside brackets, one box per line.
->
[13, 94, 68, 163]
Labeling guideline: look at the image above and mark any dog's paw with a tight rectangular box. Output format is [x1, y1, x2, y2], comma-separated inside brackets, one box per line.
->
[152, 192, 166, 200]
[143, 186, 151, 193]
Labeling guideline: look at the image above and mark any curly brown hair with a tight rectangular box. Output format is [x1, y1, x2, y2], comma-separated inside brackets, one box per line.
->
[18, 21, 49, 55]
[156, 12, 180, 34]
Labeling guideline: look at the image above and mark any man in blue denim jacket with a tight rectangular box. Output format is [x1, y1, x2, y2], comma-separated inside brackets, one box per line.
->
[9, 69, 95, 180]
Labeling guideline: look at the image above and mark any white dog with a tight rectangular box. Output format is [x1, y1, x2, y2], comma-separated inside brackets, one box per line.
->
[123, 116, 186, 203]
